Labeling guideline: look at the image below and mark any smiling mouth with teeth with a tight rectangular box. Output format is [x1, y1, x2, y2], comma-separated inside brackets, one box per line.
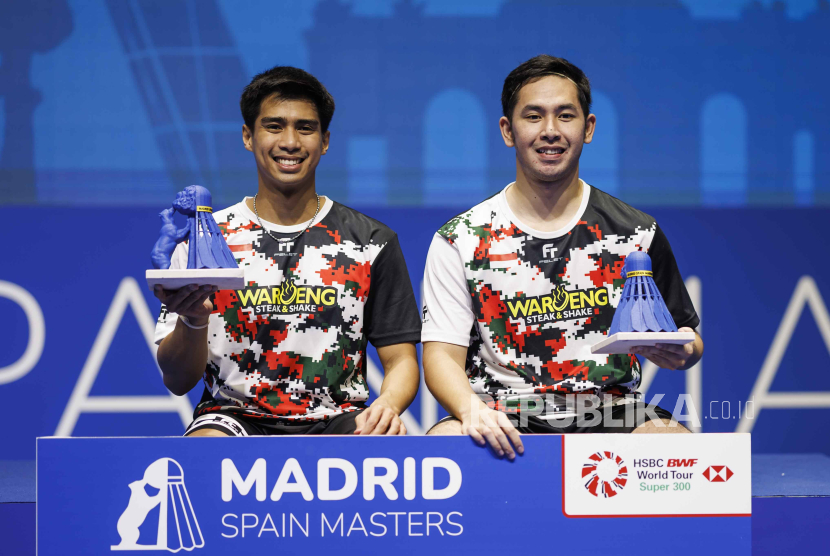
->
[275, 157, 303, 166]
[537, 148, 565, 155]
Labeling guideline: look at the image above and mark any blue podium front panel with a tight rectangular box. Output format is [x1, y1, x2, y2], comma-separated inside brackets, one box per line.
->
[37, 435, 750, 555]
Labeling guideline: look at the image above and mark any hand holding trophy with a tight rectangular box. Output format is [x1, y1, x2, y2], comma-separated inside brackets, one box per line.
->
[591, 251, 694, 354]
[146, 185, 245, 291]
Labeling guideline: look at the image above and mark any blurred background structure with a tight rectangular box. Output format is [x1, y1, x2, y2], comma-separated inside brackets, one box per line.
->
[2, 0, 829, 458]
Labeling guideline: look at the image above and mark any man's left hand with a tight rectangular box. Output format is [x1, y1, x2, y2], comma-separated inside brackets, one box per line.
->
[354, 397, 407, 435]
[631, 326, 696, 370]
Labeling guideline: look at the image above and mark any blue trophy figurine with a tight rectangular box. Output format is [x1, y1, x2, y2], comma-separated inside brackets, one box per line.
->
[608, 251, 677, 335]
[172, 185, 237, 270]
[146, 186, 244, 290]
[591, 251, 694, 354]
[150, 207, 187, 270]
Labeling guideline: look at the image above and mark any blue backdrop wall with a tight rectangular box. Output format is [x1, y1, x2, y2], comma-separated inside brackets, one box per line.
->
[1, 0, 830, 459]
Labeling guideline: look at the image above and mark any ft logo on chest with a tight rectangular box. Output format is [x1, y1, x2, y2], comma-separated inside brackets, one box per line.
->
[541, 243, 562, 263]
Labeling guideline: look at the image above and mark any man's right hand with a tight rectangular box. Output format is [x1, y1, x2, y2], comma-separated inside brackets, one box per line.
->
[153, 284, 216, 324]
[460, 403, 524, 460]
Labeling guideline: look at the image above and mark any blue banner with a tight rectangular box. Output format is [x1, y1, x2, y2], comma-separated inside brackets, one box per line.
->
[37, 436, 750, 554]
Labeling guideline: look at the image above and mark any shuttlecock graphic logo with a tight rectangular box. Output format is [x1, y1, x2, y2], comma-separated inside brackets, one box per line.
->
[111, 458, 204, 552]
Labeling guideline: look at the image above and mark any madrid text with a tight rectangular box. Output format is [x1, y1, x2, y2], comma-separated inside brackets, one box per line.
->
[220, 457, 464, 540]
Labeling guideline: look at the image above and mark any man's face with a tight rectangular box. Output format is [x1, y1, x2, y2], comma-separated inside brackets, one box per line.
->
[500, 75, 595, 185]
[243, 95, 329, 193]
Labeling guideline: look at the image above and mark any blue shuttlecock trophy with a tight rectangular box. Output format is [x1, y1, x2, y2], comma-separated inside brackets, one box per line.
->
[591, 251, 694, 354]
[145, 185, 244, 290]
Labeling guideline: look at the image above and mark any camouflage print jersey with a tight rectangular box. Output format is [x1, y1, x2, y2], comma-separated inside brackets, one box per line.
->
[421, 181, 699, 416]
[155, 197, 422, 423]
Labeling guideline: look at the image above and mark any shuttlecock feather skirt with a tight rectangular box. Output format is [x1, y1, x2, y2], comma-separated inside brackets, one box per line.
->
[609, 273, 677, 335]
[188, 209, 237, 270]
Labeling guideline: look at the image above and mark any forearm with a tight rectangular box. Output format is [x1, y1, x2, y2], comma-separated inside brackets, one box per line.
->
[678, 331, 704, 371]
[157, 318, 209, 395]
[375, 343, 419, 413]
[423, 342, 486, 420]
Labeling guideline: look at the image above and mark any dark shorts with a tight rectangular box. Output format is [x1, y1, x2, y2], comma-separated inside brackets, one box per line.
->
[432, 402, 686, 434]
[185, 409, 364, 437]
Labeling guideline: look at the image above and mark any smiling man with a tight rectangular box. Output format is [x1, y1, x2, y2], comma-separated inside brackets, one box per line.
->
[422, 55, 703, 458]
[153, 66, 422, 437]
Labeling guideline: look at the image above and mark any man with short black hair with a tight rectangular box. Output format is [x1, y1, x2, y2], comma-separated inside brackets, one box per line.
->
[422, 55, 703, 458]
[154, 66, 422, 437]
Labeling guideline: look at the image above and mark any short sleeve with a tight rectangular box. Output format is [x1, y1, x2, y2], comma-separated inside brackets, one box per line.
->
[648, 224, 700, 330]
[153, 242, 188, 345]
[421, 233, 476, 346]
[364, 235, 422, 347]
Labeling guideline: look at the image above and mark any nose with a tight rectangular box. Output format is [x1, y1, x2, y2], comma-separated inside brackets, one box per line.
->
[540, 115, 560, 142]
[278, 126, 301, 152]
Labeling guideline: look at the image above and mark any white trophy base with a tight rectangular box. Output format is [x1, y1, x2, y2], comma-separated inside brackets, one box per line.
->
[590, 331, 696, 355]
[146, 268, 245, 290]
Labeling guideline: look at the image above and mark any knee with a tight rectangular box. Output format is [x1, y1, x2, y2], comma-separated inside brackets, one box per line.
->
[427, 418, 464, 436]
[632, 418, 691, 434]
[185, 427, 232, 437]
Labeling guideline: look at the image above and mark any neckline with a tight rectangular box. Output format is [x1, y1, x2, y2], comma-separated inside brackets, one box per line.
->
[238, 196, 334, 233]
[498, 179, 591, 239]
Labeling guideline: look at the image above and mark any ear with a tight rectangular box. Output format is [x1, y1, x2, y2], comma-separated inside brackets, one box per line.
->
[583, 113, 597, 145]
[321, 130, 330, 155]
[499, 116, 515, 148]
[242, 124, 253, 152]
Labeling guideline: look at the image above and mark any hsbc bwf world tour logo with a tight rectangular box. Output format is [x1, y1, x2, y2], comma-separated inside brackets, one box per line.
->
[582, 451, 628, 498]
[112, 458, 204, 552]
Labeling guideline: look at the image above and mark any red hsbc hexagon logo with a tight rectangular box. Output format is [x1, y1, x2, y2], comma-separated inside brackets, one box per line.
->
[702, 465, 734, 482]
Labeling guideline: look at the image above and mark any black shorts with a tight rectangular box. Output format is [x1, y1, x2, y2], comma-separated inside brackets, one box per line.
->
[185, 409, 364, 437]
[432, 402, 686, 434]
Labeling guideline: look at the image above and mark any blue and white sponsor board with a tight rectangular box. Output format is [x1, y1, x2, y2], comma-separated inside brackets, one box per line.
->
[37, 435, 750, 555]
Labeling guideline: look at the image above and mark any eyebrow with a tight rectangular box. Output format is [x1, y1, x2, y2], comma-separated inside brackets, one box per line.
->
[259, 117, 320, 127]
[522, 103, 578, 113]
